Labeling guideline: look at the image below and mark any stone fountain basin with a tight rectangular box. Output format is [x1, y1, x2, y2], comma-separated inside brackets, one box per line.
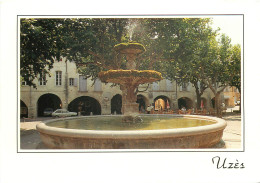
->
[36, 115, 226, 149]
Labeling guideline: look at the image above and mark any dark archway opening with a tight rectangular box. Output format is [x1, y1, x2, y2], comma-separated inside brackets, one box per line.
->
[37, 93, 62, 117]
[178, 97, 193, 109]
[68, 96, 101, 115]
[211, 97, 215, 108]
[20, 100, 28, 118]
[111, 94, 122, 114]
[136, 94, 147, 112]
[154, 95, 170, 111]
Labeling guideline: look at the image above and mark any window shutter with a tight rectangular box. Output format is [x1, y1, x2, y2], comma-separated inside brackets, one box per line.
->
[79, 75, 87, 91]
[179, 85, 182, 91]
[74, 78, 78, 86]
[94, 79, 102, 91]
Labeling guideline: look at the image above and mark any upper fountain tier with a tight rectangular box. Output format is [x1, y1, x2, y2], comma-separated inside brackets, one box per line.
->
[114, 41, 146, 55]
[114, 42, 145, 70]
[98, 42, 162, 85]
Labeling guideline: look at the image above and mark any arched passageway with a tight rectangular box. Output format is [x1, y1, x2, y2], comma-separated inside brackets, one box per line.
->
[37, 93, 62, 117]
[68, 96, 101, 115]
[178, 97, 193, 109]
[136, 94, 148, 112]
[20, 100, 28, 118]
[211, 97, 215, 108]
[111, 94, 122, 114]
[154, 95, 171, 111]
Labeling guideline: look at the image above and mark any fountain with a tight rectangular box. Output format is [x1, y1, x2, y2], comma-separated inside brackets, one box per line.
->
[98, 42, 162, 122]
[36, 42, 227, 149]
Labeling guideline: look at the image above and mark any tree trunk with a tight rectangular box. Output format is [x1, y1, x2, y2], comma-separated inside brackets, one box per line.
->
[196, 92, 202, 109]
[215, 93, 222, 118]
[195, 87, 202, 109]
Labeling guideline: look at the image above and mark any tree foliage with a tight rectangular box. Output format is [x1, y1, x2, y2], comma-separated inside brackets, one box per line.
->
[20, 19, 64, 87]
[20, 17, 241, 117]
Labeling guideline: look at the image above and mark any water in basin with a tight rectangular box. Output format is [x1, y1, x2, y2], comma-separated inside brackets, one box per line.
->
[47, 115, 216, 131]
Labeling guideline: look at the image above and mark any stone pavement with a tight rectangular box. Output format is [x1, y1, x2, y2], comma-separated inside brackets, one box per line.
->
[222, 113, 242, 149]
[20, 113, 242, 150]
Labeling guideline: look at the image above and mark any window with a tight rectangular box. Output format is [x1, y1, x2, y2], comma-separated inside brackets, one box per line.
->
[56, 71, 62, 86]
[69, 78, 78, 86]
[39, 73, 46, 85]
[69, 78, 74, 86]
[21, 81, 27, 86]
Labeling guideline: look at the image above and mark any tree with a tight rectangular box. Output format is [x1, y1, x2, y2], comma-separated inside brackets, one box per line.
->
[229, 44, 241, 93]
[156, 18, 213, 109]
[200, 34, 237, 117]
[228, 44, 241, 112]
[20, 18, 129, 87]
[20, 18, 64, 87]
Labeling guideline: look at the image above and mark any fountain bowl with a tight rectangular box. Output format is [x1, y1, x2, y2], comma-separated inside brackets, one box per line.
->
[114, 42, 146, 54]
[98, 70, 162, 85]
[36, 114, 226, 149]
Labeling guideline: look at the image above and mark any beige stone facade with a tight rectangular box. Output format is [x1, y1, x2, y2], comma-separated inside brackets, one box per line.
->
[223, 87, 241, 107]
[20, 59, 239, 118]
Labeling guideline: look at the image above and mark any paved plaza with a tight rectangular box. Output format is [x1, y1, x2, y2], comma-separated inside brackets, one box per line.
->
[20, 113, 242, 150]
[221, 113, 242, 149]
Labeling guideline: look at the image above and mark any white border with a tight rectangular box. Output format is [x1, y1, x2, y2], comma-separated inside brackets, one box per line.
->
[1, 1, 259, 183]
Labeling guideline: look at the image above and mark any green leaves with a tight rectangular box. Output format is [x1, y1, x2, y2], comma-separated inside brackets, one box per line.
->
[20, 17, 240, 93]
[20, 18, 62, 87]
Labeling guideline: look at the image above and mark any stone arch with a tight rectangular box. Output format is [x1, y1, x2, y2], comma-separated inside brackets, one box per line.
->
[68, 96, 101, 115]
[20, 100, 28, 118]
[178, 97, 193, 109]
[37, 93, 62, 117]
[154, 95, 171, 111]
[136, 94, 149, 112]
[111, 94, 122, 114]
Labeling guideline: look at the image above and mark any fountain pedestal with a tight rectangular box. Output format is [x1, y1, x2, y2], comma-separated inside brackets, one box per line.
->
[122, 103, 139, 115]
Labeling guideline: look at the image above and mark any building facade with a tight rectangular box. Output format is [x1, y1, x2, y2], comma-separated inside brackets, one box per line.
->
[20, 59, 240, 118]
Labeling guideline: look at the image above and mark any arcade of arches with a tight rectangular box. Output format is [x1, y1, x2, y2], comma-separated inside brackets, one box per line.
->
[110, 94, 148, 114]
[37, 94, 102, 117]
[20, 100, 28, 118]
[136, 94, 148, 112]
[37, 93, 62, 117]
[111, 94, 122, 114]
[24, 93, 217, 117]
[154, 95, 170, 111]
[68, 96, 101, 115]
[178, 97, 193, 109]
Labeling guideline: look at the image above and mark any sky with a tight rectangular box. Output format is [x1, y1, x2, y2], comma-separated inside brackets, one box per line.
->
[210, 15, 243, 45]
